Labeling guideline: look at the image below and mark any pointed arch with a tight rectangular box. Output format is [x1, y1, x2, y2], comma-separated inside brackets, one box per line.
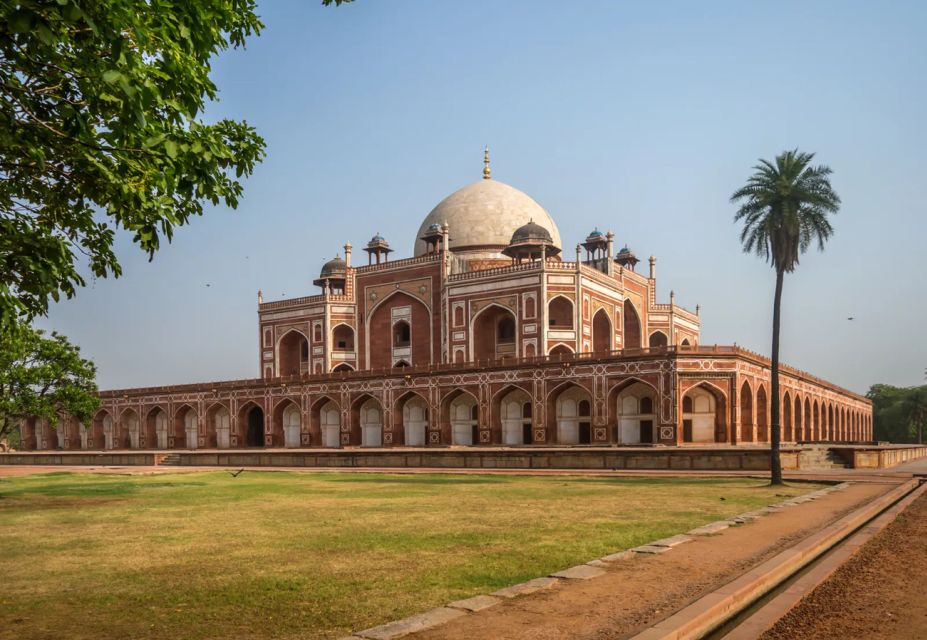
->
[204, 401, 230, 449]
[548, 295, 574, 330]
[592, 308, 612, 354]
[332, 363, 355, 373]
[91, 409, 113, 450]
[548, 343, 574, 358]
[623, 299, 642, 349]
[237, 400, 265, 448]
[366, 290, 433, 370]
[648, 331, 668, 349]
[351, 394, 383, 447]
[783, 390, 793, 442]
[490, 384, 533, 445]
[331, 323, 355, 352]
[681, 383, 728, 443]
[740, 380, 754, 442]
[118, 407, 139, 449]
[311, 396, 341, 448]
[276, 328, 310, 377]
[144, 406, 169, 449]
[442, 388, 480, 446]
[471, 302, 518, 362]
[756, 385, 769, 442]
[547, 382, 593, 445]
[172, 403, 198, 450]
[395, 391, 430, 446]
[607, 377, 660, 444]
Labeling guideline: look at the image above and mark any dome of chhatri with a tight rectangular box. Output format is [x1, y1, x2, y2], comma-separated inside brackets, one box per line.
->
[510, 219, 554, 244]
[318, 255, 346, 278]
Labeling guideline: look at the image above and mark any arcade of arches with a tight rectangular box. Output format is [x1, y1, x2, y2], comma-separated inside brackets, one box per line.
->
[24, 352, 872, 451]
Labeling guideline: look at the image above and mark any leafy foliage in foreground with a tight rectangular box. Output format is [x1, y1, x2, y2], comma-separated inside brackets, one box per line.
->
[0, 322, 99, 442]
[0, 0, 268, 330]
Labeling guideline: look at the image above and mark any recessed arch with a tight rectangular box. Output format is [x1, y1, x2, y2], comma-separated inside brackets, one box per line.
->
[549, 383, 593, 445]
[91, 409, 113, 450]
[623, 299, 642, 349]
[756, 385, 769, 442]
[648, 330, 668, 349]
[471, 303, 518, 362]
[548, 295, 574, 330]
[237, 401, 265, 448]
[681, 383, 727, 443]
[332, 323, 355, 352]
[396, 391, 429, 446]
[351, 394, 383, 447]
[613, 380, 658, 444]
[118, 407, 139, 449]
[204, 401, 230, 449]
[332, 363, 355, 373]
[276, 329, 310, 377]
[443, 389, 479, 446]
[592, 308, 612, 354]
[366, 290, 432, 370]
[144, 406, 169, 449]
[783, 391, 793, 442]
[740, 380, 754, 442]
[311, 396, 341, 448]
[173, 404, 198, 450]
[548, 343, 574, 358]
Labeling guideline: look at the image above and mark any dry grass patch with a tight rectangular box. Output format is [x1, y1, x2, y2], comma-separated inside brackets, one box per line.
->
[0, 471, 822, 639]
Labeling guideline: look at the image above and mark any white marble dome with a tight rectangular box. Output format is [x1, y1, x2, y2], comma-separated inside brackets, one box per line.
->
[413, 178, 562, 258]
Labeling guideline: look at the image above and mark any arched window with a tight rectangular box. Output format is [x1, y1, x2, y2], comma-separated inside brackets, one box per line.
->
[525, 296, 536, 319]
[453, 305, 464, 327]
[332, 324, 354, 351]
[393, 320, 411, 347]
[548, 296, 574, 329]
[649, 331, 668, 348]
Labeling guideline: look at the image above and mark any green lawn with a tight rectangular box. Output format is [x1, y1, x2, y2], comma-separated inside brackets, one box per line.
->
[0, 471, 820, 639]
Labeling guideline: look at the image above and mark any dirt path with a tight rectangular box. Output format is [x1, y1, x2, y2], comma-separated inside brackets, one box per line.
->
[761, 490, 927, 640]
[408, 482, 893, 640]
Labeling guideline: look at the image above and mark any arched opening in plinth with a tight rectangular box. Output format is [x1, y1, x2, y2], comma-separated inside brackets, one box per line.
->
[205, 403, 229, 449]
[398, 393, 429, 447]
[740, 381, 754, 442]
[119, 408, 139, 449]
[812, 400, 820, 441]
[311, 397, 341, 448]
[271, 400, 301, 449]
[613, 381, 657, 444]
[682, 384, 725, 443]
[783, 391, 793, 441]
[828, 404, 835, 441]
[173, 405, 197, 449]
[756, 385, 769, 442]
[146, 407, 168, 449]
[550, 384, 593, 445]
[494, 387, 533, 445]
[241, 404, 264, 447]
[352, 396, 383, 447]
[444, 390, 479, 446]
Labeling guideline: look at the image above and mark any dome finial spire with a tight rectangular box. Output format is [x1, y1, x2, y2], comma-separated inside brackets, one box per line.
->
[483, 145, 491, 180]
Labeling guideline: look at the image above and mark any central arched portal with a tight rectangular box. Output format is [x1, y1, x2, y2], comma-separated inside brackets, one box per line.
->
[246, 406, 264, 447]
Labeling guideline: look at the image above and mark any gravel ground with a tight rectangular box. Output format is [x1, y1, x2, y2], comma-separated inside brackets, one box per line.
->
[762, 491, 927, 640]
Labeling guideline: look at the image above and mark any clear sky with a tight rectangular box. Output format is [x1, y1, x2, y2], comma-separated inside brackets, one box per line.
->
[36, 0, 927, 394]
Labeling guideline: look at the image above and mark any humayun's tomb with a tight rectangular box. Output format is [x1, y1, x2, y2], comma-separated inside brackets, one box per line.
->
[20, 150, 872, 454]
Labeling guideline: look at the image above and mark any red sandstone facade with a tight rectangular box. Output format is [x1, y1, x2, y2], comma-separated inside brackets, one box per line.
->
[19, 156, 872, 451]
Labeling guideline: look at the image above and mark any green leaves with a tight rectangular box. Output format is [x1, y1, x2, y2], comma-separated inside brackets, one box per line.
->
[0, 324, 100, 439]
[731, 149, 840, 274]
[0, 0, 269, 332]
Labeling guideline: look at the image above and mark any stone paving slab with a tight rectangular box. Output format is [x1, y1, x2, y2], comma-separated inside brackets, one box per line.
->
[650, 534, 693, 548]
[491, 577, 559, 599]
[446, 594, 501, 612]
[551, 564, 606, 579]
[356, 607, 466, 639]
[631, 544, 673, 554]
[586, 559, 610, 567]
[687, 521, 731, 536]
[599, 550, 635, 562]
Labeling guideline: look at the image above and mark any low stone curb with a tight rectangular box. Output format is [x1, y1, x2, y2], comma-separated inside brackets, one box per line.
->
[353, 607, 466, 640]
[446, 595, 501, 612]
[491, 577, 558, 598]
[628, 479, 919, 640]
[551, 564, 606, 580]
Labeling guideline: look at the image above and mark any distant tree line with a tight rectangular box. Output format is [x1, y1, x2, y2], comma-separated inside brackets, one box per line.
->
[868, 384, 927, 444]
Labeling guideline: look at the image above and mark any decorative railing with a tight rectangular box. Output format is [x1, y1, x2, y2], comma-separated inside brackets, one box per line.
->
[354, 252, 441, 274]
[259, 293, 354, 312]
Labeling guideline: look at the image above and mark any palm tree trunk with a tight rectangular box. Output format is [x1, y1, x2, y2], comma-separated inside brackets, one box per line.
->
[770, 268, 785, 485]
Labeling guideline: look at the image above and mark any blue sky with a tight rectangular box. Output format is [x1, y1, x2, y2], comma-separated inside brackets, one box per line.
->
[37, 0, 927, 393]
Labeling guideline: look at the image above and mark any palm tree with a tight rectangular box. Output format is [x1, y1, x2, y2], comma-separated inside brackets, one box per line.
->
[731, 149, 840, 485]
